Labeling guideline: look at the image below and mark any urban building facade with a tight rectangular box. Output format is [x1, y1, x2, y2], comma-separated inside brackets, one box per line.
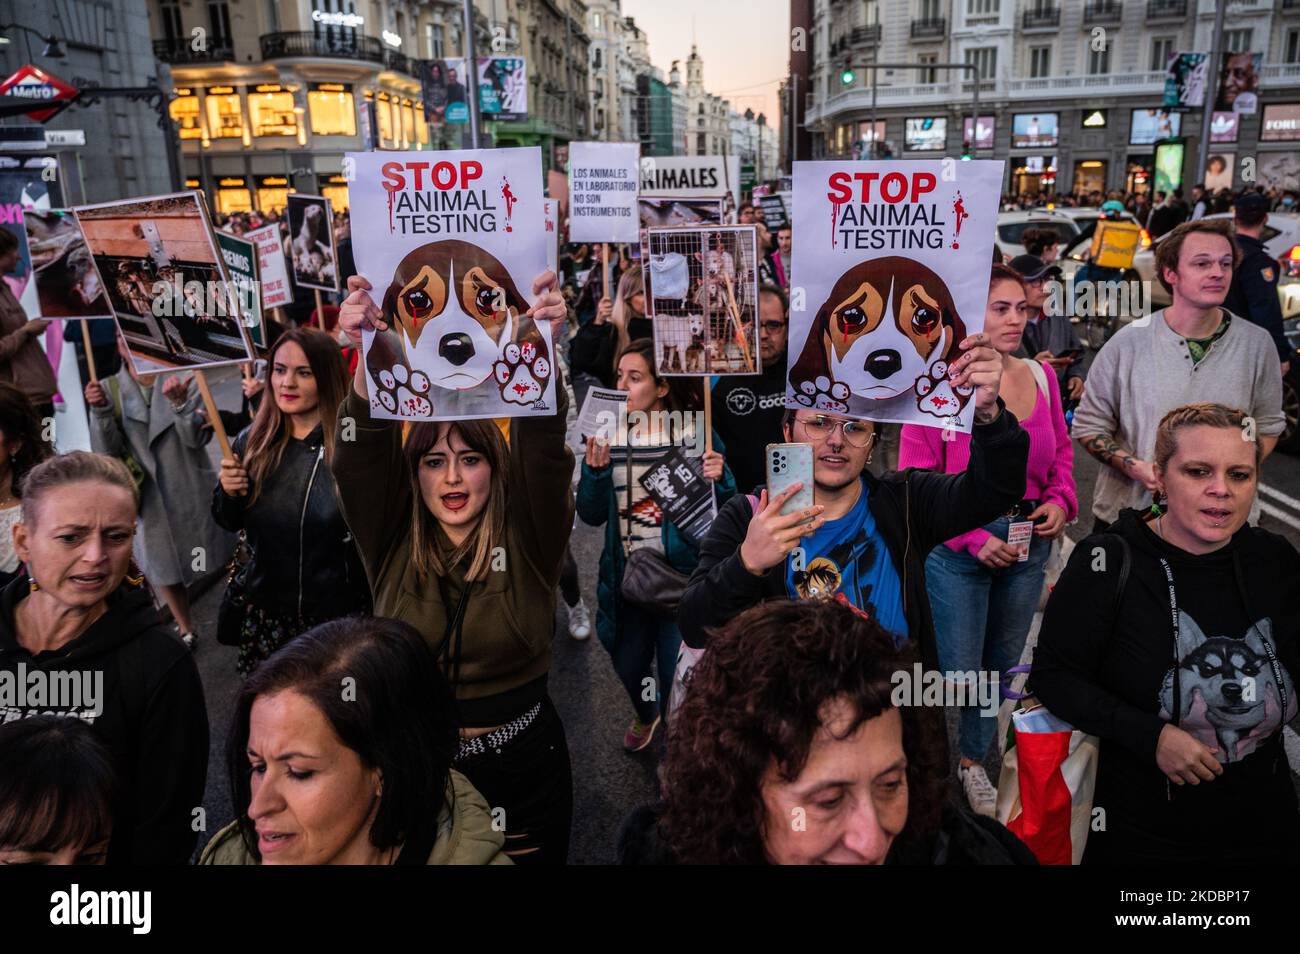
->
[801, 0, 1300, 197]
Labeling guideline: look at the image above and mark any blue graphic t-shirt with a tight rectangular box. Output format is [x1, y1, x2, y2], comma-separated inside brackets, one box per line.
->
[784, 478, 908, 645]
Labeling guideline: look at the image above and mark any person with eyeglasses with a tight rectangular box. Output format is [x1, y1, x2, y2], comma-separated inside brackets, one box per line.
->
[677, 327, 1029, 674]
[1007, 254, 1085, 405]
[709, 285, 791, 494]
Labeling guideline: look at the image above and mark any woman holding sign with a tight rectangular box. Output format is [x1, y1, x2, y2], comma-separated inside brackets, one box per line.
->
[213, 328, 369, 676]
[899, 264, 1077, 818]
[334, 269, 576, 865]
[577, 338, 735, 752]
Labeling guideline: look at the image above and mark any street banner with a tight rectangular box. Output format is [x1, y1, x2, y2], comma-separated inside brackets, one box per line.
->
[477, 57, 527, 121]
[543, 199, 558, 278]
[22, 209, 112, 319]
[345, 146, 556, 421]
[0, 154, 62, 300]
[644, 224, 759, 377]
[285, 193, 339, 293]
[1215, 52, 1261, 114]
[216, 231, 265, 349]
[1164, 52, 1209, 110]
[787, 159, 1004, 431]
[758, 193, 788, 230]
[244, 222, 291, 310]
[75, 191, 256, 374]
[640, 444, 718, 544]
[639, 154, 741, 205]
[567, 141, 640, 244]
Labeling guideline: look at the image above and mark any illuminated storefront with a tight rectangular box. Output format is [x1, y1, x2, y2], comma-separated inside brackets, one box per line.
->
[249, 85, 298, 138]
[256, 175, 291, 215]
[309, 83, 357, 136]
[318, 173, 350, 213]
[170, 89, 203, 141]
[215, 176, 253, 214]
[205, 87, 243, 140]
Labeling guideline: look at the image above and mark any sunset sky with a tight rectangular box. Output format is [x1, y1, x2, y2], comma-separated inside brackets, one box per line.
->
[622, 0, 788, 128]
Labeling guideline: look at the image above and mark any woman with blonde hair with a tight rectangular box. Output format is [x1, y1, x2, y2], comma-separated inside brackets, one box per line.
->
[1034, 402, 1300, 864]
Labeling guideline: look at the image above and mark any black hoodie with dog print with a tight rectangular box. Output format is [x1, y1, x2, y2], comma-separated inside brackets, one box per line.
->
[1033, 508, 1300, 864]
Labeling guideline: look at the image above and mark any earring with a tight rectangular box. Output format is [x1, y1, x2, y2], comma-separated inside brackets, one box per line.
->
[28, 575, 38, 593]
[1150, 490, 1165, 517]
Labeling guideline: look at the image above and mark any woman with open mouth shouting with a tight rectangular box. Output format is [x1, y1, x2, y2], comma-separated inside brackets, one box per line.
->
[335, 269, 576, 865]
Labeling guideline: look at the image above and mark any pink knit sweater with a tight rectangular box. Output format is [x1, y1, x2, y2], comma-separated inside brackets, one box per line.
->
[899, 360, 1078, 557]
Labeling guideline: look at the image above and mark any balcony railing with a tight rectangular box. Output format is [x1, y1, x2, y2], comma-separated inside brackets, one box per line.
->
[259, 31, 414, 76]
[851, 24, 882, 44]
[1146, 0, 1186, 19]
[1023, 6, 1061, 28]
[153, 36, 234, 64]
[1284, 0, 1300, 10]
[1084, 1, 1122, 24]
[910, 17, 946, 38]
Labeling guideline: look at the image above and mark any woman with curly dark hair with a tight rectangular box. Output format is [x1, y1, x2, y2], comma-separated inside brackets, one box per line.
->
[618, 598, 1036, 865]
[0, 382, 51, 587]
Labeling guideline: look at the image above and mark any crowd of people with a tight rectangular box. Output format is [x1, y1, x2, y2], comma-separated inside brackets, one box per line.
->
[0, 175, 1296, 868]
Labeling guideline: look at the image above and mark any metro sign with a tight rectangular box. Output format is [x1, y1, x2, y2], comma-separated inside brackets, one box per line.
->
[0, 64, 79, 123]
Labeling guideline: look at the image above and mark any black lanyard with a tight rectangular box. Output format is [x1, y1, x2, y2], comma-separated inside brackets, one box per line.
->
[434, 576, 472, 690]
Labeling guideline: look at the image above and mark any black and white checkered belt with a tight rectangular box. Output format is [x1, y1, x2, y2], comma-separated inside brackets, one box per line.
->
[455, 702, 543, 762]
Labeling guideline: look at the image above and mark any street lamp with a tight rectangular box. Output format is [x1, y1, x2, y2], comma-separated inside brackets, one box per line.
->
[0, 24, 66, 59]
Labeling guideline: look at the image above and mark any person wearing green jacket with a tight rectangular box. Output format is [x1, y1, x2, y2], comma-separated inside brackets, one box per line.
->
[333, 271, 575, 865]
[578, 338, 736, 752]
[201, 616, 510, 866]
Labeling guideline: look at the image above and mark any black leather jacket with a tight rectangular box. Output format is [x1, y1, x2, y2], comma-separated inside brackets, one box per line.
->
[212, 423, 370, 619]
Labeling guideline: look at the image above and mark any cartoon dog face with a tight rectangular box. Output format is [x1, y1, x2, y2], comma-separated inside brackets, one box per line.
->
[365, 239, 551, 416]
[790, 257, 966, 409]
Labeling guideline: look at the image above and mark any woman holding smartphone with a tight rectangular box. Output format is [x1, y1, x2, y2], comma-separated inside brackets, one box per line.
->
[899, 263, 1078, 819]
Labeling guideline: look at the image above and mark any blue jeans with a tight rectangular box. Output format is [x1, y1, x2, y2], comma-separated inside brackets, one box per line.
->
[611, 601, 682, 723]
[924, 517, 1051, 762]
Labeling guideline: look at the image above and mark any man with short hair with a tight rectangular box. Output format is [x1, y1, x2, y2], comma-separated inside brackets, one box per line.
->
[1225, 191, 1290, 375]
[1190, 184, 1208, 221]
[738, 202, 756, 224]
[1073, 219, 1285, 533]
[1009, 254, 1085, 402]
[710, 285, 790, 493]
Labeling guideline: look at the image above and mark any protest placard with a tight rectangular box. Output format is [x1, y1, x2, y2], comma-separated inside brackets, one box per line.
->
[286, 193, 339, 293]
[75, 191, 256, 375]
[244, 222, 291, 310]
[787, 159, 1003, 430]
[216, 231, 264, 348]
[639, 154, 740, 205]
[345, 146, 556, 421]
[639, 445, 717, 544]
[644, 224, 759, 378]
[576, 385, 627, 443]
[567, 141, 640, 244]
[22, 209, 112, 319]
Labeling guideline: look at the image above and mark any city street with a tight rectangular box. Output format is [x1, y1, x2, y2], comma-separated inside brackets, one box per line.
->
[189, 362, 1300, 864]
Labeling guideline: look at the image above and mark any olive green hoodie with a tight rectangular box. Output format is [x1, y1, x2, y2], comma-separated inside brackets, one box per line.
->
[198, 769, 511, 865]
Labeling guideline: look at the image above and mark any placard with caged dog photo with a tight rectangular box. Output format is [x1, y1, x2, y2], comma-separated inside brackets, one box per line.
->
[643, 224, 759, 378]
[286, 193, 340, 293]
[75, 191, 256, 374]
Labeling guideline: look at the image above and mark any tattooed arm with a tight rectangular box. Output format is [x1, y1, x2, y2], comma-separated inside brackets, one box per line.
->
[1077, 434, 1158, 491]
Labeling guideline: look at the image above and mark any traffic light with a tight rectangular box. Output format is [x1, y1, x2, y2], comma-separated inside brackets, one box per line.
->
[961, 141, 973, 161]
[841, 64, 855, 86]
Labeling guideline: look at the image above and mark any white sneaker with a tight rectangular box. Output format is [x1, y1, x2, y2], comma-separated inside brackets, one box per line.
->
[960, 764, 997, 818]
[567, 598, 592, 640]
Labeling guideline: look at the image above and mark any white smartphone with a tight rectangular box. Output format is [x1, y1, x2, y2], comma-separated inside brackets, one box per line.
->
[765, 443, 815, 523]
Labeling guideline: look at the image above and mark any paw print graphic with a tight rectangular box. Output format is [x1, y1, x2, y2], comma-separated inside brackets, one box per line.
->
[791, 375, 850, 413]
[914, 361, 974, 419]
[493, 340, 552, 406]
[372, 360, 433, 418]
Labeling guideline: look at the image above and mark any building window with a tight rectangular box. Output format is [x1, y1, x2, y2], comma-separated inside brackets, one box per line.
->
[415, 102, 428, 145]
[214, 177, 252, 215]
[255, 176, 290, 215]
[920, 0, 940, 18]
[965, 46, 996, 81]
[391, 99, 403, 145]
[1150, 37, 1174, 72]
[401, 99, 416, 146]
[170, 90, 203, 140]
[1030, 45, 1051, 78]
[593, 12, 602, 31]
[204, 88, 243, 138]
[249, 87, 297, 137]
[697, 132, 706, 151]
[308, 83, 356, 135]
[1287, 29, 1300, 65]
[160, 0, 183, 42]
[207, 0, 232, 45]
[1088, 45, 1110, 75]
[917, 53, 938, 84]
[427, 24, 444, 59]
[967, 0, 998, 16]
[375, 93, 393, 143]
[1222, 29, 1252, 53]
[593, 47, 602, 69]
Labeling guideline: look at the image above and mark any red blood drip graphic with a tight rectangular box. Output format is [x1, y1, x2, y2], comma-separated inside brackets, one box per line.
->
[951, 192, 969, 250]
[385, 177, 400, 232]
[831, 200, 844, 248]
[501, 176, 516, 232]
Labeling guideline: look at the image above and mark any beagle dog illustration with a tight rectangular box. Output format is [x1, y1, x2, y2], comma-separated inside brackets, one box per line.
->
[789, 256, 971, 418]
[365, 239, 550, 417]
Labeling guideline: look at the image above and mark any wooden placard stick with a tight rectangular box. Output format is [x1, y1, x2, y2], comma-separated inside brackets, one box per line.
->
[602, 243, 610, 301]
[194, 368, 232, 460]
[313, 288, 324, 328]
[722, 270, 753, 370]
[80, 320, 98, 384]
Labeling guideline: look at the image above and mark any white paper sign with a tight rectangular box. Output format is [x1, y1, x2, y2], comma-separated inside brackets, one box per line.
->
[567, 141, 640, 244]
[245, 223, 291, 310]
[639, 154, 741, 204]
[787, 159, 1004, 431]
[346, 147, 556, 421]
[576, 386, 627, 443]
